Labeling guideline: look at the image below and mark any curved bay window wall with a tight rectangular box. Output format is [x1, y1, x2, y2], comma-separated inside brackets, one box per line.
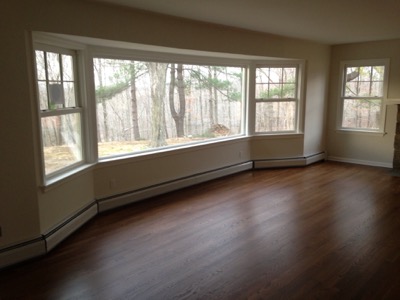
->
[32, 33, 304, 184]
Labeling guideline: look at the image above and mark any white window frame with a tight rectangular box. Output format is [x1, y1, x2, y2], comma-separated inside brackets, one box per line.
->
[32, 33, 93, 186]
[252, 61, 304, 135]
[337, 59, 390, 134]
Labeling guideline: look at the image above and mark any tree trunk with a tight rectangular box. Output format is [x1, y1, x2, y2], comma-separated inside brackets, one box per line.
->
[213, 67, 219, 125]
[147, 62, 167, 147]
[130, 63, 141, 141]
[208, 67, 215, 126]
[169, 64, 186, 138]
[175, 64, 186, 137]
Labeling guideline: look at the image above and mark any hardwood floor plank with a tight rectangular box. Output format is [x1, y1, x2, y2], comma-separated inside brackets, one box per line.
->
[0, 161, 399, 299]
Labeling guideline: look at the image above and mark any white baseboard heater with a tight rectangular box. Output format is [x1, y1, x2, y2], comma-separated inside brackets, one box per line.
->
[253, 152, 326, 169]
[97, 161, 254, 212]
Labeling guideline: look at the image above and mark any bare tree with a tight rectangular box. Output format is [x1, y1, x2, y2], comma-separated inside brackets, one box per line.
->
[130, 62, 141, 141]
[169, 63, 186, 137]
[146, 62, 168, 147]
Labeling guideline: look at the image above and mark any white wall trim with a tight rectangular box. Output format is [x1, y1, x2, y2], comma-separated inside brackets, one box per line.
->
[327, 156, 393, 168]
[97, 161, 253, 212]
[253, 152, 325, 169]
[0, 238, 46, 270]
[0, 202, 98, 270]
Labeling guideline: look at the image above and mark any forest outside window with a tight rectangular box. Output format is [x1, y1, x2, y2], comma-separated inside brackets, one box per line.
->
[34, 47, 84, 177]
[339, 61, 388, 132]
[255, 66, 299, 133]
[93, 58, 245, 158]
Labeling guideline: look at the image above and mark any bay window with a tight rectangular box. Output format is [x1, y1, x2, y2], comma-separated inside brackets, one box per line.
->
[32, 33, 306, 184]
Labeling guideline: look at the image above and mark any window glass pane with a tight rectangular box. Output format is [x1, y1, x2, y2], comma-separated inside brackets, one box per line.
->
[256, 83, 270, 99]
[371, 81, 383, 97]
[94, 58, 244, 158]
[64, 82, 76, 107]
[255, 66, 298, 133]
[41, 113, 82, 175]
[372, 66, 384, 81]
[283, 68, 297, 82]
[35, 50, 46, 80]
[346, 67, 359, 82]
[255, 101, 296, 132]
[358, 81, 372, 97]
[62, 54, 74, 81]
[342, 99, 381, 130]
[268, 83, 282, 98]
[345, 81, 358, 97]
[36, 51, 78, 110]
[344, 65, 385, 98]
[359, 66, 372, 82]
[48, 82, 65, 108]
[38, 81, 48, 110]
[256, 67, 297, 100]
[269, 68, 282, 82]
[282, 83, 296, 98]
[46, 52, 61, 81]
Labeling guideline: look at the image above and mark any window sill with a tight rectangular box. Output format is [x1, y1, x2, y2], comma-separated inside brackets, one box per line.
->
[97, 135, 250, 167]
[41, 163, 96, 193]
[251, 133, 304, 140]
[335, 129, 386, 137]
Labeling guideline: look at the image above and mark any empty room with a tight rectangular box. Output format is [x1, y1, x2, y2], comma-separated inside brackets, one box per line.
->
[1, 0, 400, 298]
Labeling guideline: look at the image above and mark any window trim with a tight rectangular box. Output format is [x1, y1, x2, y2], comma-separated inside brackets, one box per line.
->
[337, 59, 390, 134]
[33, 34, 92, 185]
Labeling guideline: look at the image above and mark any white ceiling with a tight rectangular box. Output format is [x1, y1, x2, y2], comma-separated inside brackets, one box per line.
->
[93, 0, 400, 45]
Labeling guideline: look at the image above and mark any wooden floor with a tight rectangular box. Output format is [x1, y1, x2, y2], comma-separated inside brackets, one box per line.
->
[1, 161, 400, 299]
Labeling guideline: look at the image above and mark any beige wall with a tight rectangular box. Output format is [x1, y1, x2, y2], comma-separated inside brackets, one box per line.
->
[94, 139, 251, 199]
[0, 0, 330, 249]
[327, 40, 400, 166]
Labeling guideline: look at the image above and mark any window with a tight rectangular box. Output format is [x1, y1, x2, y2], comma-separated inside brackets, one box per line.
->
[93, 58, 245, 158]
[255, 66, 299, 133]
[34, 46, 84, 177]
[339, 60, 388, 131]
[32, 33, 306, 183]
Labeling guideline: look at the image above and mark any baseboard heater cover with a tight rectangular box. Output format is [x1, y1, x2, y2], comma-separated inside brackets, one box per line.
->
[327, 156, 392, 168]
[0, 201, 98, 270]
[97, 161, 253, 212]
[0, 238, 46, 270]
[44, 201, 98, 251]
[254, 152, 326, 169]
